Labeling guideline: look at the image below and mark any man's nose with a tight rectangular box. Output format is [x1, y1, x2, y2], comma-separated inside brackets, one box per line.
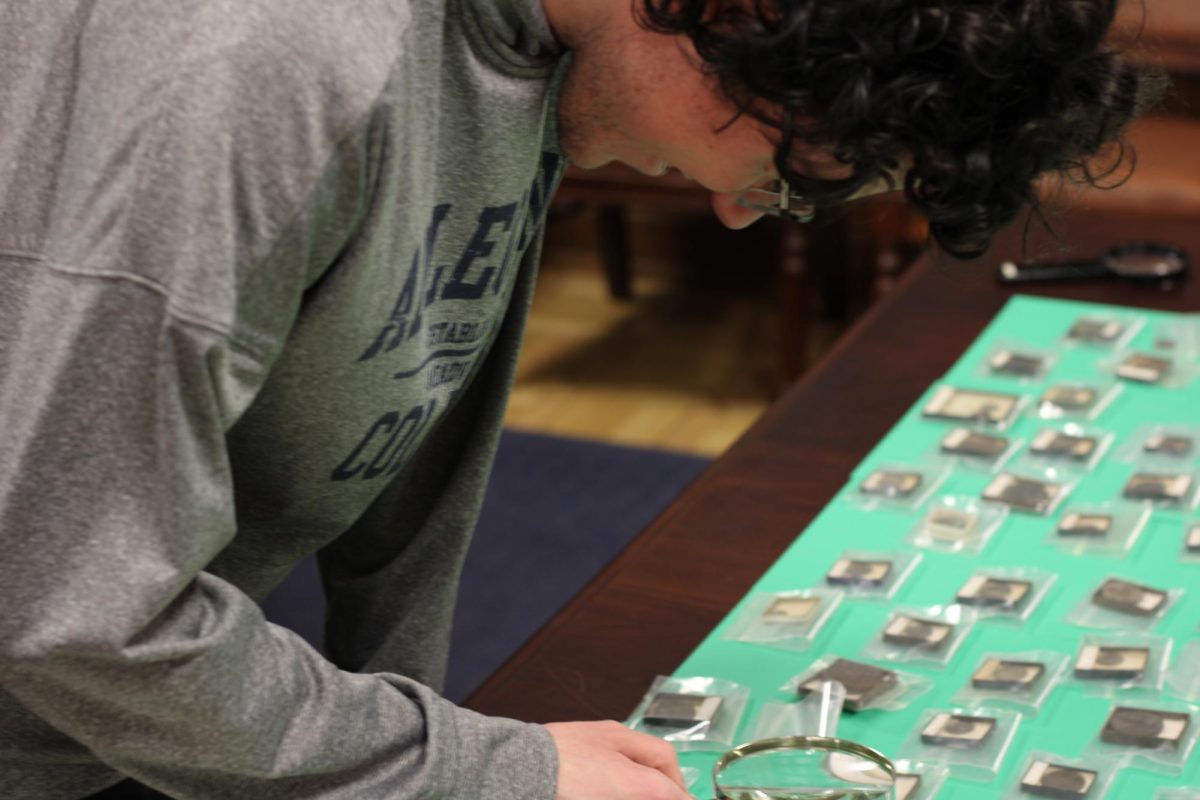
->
[711, 191, 767, 229]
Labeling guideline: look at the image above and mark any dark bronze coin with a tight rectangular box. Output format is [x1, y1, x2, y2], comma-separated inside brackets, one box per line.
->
[1042, 766, 1090, 792]
[1101, 581, 1143, 605]
[805, 659, 898, 711]
[905, 620, 935, 639]
[994, 664, 1033, 682]
[1110, 709, 1165, 739]
[1007, 482, 1052, 510]
[1045, 387, 1095, 409]
[1147, 435, 1193, 456]
[979, 580, 1011, 599]
[943, 718, 977, 735]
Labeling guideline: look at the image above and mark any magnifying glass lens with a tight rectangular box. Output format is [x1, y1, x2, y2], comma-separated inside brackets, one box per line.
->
[714, 742, 894, 800]
[1105, 247, 1187, 278]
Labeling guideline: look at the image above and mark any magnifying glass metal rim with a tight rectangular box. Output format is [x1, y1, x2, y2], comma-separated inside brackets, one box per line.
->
[1102, 241, 1189, 278]
[711, 735, 897, 800]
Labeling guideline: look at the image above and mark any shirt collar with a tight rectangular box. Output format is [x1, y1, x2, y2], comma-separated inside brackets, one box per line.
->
[458, 0, 563, 76]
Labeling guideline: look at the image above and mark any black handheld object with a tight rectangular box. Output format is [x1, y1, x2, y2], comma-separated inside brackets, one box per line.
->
[997, 242, 1189, 285]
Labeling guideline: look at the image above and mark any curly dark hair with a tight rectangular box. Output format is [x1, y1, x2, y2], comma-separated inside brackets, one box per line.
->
[639, 0, 1157, 258]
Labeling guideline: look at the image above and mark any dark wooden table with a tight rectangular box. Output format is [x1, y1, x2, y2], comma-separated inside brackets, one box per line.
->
[464, 207, 1200, 724]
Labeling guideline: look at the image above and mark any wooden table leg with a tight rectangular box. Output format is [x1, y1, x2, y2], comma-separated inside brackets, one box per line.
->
[597, 205, 633, 300]
[778, 221, 809, 384]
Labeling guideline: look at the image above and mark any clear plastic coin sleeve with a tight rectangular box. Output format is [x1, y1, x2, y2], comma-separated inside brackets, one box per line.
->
[862, 604, 975, 668]
[898, 706, 1023, 782]
[981, 341, 1057, 384]
[951, 567, 1056, 624]
[1116, 424, 1200, 466]
[921, 384, 1027, 431]
[1066, 576, 1182, 631]
[1069, 632, 1173, 696]
[1062, 314, 1143, 350]
[906, 495, 1008, 555]
[1085, 701, 1200, 775]
[890, 759, 950, 800]
[1167, 640, 1200, 702]
[935, 426, 1022, 473]
[1012, 424, 1114, 474]
[981, 468, 1076, 516]
[824, 549, 921, 601]
[722, 588, 843, 652]
[782, 656, 933, 713]
[1107, 347, 1199, 390]
[626, 675, 750, 750]
[1120, 469, 1200, 510]
[1181, 518, 1200, 564]
[952, 650, 1069, 715]
[1150, 318, 1200, 357]
[850, 460, 951, 512]
[1031, 379, 1123, 423]
[1001, 751, 1117, 800]
[1155, 788, 1200, 800]
[1046, 502, 1151, 559]
[746, 701, 821, 740]
[744, 680, 854, 741]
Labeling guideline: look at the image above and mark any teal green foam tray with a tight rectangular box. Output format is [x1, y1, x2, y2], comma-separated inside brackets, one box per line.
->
[673, 295, 1200, 798]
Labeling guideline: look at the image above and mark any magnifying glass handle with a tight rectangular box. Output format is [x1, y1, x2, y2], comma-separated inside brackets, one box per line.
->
[996, 258, 1110, 283]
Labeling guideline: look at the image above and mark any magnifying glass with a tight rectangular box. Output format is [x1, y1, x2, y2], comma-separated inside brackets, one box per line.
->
[996, 242, 1189, 285]
[707, 682, 897, 800]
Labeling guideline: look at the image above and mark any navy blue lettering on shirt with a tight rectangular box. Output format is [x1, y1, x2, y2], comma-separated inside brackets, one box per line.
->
[332, 151, 564, 483]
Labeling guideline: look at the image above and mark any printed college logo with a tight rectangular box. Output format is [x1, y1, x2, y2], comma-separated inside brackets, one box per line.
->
[332, 152, 564, 483]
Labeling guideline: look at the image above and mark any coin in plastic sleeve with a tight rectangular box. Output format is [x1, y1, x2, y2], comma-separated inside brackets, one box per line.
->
[1116, 353, 1172, 383]
[1057, 513, 1112, 538]
[760, 596, 821, 624]
[941, 428, 1010, 459]
[1068, 318, 1125, 343]
[643, 693, 723, 729]
[883, 615, 954, 650]
[983, 474, 1065, 514]
[1123, 473, 1194, 502]
[923, 387, 1020, 426]
[1092, 578, 1168, 616]
[1074, 645, 1150, 680]
[861, 470, 923, 498]
[972, 659, 1045, 691]
[991, 350, 1046, 377]
[799, 659, 898, 712]
[956, 576, 1032, 609]
[1145, 432, 1194, 457]
[1020, 760, 1097, 798]
[1101, 707, 1190, 749]
[826, 558, 892, 587]
[921, 713, 996, 748]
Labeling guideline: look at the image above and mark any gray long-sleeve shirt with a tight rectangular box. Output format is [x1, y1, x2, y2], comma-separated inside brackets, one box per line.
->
[0, 0, 567, 797]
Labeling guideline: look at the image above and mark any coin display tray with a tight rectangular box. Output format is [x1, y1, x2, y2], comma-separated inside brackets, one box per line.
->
[668, 298, 1200, 798]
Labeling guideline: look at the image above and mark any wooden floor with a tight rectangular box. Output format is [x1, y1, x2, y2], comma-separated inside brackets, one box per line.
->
[504, 207, 844, 457]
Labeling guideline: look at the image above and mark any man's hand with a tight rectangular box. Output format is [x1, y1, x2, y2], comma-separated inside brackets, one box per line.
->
[547, 720, 693, 800]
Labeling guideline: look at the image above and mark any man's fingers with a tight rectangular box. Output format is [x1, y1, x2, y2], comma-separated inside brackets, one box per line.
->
[636, 763, 695, 800]
[602, 723, 689, 791]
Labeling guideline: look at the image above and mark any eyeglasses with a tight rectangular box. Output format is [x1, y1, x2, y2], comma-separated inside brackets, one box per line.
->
[735, 178, 816, 223]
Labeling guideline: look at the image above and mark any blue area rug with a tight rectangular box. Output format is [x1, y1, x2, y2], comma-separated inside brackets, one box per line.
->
[262, 429, 710, 703]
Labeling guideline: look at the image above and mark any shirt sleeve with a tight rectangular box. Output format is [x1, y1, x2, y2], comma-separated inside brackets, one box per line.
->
[0, 27, 557, 800]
